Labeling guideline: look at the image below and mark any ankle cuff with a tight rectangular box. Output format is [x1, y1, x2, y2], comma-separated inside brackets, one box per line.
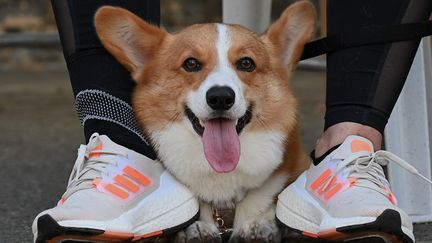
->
[311, 144, 340, 165]
[76, 89, 148, 144]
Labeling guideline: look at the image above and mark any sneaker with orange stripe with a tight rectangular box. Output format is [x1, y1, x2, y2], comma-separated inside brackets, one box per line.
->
[32, 133, 199, 242]
[276, 135, 432, 243]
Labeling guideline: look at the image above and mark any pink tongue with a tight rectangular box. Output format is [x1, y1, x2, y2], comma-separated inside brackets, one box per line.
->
[202, 119, 240, 173]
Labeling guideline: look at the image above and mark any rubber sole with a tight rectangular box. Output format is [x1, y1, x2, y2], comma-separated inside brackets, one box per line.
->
[277, 209, 413, 243]
[35, 211, 200, 243]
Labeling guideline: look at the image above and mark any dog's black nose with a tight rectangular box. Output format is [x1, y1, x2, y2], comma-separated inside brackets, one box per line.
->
[206, 86, 235, 111]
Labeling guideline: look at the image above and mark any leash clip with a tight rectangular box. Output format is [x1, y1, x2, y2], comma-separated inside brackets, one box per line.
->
[212, 206, 233, 238]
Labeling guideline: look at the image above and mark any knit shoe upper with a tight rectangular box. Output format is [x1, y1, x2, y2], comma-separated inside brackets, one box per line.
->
[277, 135, 432, 242]
[32, 133, 199, 242]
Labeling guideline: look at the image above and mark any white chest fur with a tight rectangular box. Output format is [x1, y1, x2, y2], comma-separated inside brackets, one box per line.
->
[150, 120, 286, 205]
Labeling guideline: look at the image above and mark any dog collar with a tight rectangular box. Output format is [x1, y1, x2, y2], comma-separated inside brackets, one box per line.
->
[212, 206, 235, 240]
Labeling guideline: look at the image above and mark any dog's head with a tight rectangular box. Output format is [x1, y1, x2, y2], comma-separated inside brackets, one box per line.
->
[95, 2, 315, 174]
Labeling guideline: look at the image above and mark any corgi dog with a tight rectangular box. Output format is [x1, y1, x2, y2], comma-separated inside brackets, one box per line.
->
[95, 1, 315, 242]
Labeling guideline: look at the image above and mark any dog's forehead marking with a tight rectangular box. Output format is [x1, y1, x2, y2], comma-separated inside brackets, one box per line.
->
[211, 24, 243, 90]
[216, 24, 230, 73]
[185, 24, 247, 119]
[210, 24, 245, 104]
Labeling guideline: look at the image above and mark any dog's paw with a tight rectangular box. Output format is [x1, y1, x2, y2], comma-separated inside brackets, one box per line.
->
[230, 218, 281, 243]
[174, 221, 222, 243]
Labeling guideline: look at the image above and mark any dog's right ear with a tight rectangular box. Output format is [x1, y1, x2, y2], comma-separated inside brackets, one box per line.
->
[94, 6, 166, 79]
[261, 1, 316, 69]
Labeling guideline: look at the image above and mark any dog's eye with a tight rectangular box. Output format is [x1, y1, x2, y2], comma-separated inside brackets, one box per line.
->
[236, 57, 256, 72]
[182, 58, 202, 72]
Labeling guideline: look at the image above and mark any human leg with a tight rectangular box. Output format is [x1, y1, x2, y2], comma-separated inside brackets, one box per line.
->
[51, 0, 160, 158]
[32, 1, 199, 242]
[314, 122, 383, 158]
[277, 1, 432, 242]
[316, 0, 432, 157]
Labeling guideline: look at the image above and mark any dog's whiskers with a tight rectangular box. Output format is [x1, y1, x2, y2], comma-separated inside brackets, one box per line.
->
[255, 115, 276, 133]
[163, 112, 181, 130]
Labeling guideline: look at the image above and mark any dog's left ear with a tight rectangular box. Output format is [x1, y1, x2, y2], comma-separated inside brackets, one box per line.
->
[262, 0, 316, 68]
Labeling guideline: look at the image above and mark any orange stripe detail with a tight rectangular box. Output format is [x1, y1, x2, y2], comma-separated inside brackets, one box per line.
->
[348, 177, 357, 187]
[388, 192, 396, 205]
[317, 176, 337, 195]
[323, 181, 343, 200]
[351, 140, 373, 153]
[317, 228, 347, 239]
[58, 198, 65, 205]
[302, 231, 318, 238]
[89, 143, 103, 158]
[92, 178, 101, 187]
[105, 183, 129, 199]
[103, 231, 134, 239]
[124, 166, 151, 186]
[310, 169, 332, 191]
[311, 169, 346, 201]
[114, 175, 140, 193]
[49, 230, 133, 242]
[132, 230, 163, 241]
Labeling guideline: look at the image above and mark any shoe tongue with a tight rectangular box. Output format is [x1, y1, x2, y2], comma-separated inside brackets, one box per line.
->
[202, 118, 240, 173]
[332, 135, 374, 159]
[79, 135, 123, 180]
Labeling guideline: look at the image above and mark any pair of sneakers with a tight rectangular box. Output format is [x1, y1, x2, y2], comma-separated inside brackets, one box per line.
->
[33, 133, 431, 242]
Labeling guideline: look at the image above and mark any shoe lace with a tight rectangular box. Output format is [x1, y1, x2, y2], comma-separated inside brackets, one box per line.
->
[323, 150, 432, 197]
[62, 133, 127, 199]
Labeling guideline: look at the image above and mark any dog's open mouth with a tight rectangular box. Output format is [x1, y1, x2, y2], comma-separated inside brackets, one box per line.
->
[185, 106, 252, 173]
[185, 107, 252, 136]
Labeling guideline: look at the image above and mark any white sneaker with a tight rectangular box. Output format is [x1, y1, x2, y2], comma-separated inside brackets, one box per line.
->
[276, 135, 432, 242]
[32, 133, 199, 242]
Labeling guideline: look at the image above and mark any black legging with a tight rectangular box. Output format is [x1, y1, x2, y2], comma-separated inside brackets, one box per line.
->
[51, 0, 159, 159]
[326, 0, 432, 134]
[51, 0, 431, 159]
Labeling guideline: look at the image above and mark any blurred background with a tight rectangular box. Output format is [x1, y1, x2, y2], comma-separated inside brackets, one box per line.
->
[0, 0, 323, 71]
[0, 0, 429, 242]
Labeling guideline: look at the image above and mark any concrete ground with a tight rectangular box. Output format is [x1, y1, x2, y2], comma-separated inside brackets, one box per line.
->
[0, 70, 431, 242]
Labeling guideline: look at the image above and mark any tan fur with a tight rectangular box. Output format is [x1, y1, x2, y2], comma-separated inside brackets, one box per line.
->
[95, 1, 316, 241]
[132, 24, 219, 136]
